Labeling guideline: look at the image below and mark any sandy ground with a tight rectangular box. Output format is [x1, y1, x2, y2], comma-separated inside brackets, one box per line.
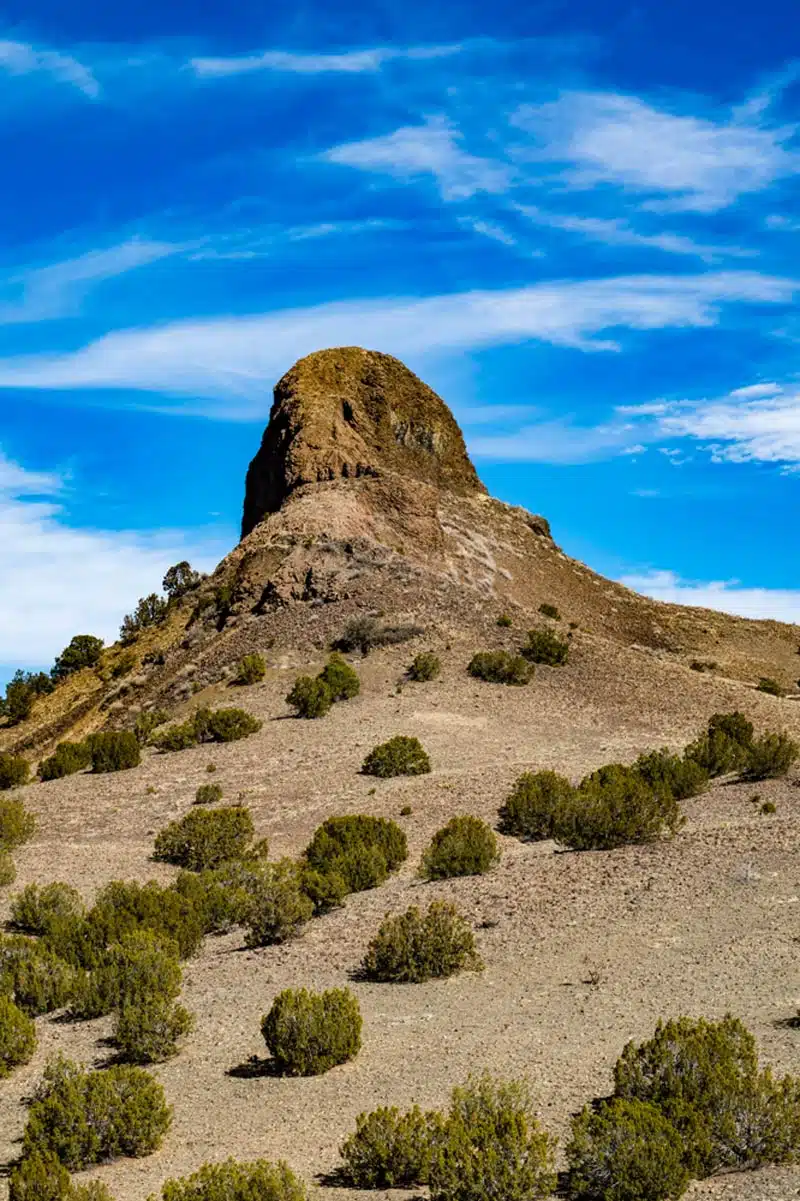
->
[2, 643, 800, 1199]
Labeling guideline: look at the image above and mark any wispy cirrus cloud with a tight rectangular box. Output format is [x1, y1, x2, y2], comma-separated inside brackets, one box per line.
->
[0, 238, 183, 325]
[656, 381, 800, 467]
[0, 38, 99, 97]
[0, 450, 229, 670]
[0, 271, 791, 412]
[620, 569, 800, 624]
[190, 42, 465, 78]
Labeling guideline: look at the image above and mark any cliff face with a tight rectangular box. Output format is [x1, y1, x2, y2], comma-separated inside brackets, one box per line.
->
[241, 347, 486, 538]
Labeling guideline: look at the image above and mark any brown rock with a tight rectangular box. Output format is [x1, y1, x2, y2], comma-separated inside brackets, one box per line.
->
[241, 346, 486, 537]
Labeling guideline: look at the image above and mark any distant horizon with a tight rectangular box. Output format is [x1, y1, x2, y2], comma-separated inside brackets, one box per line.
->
[1, 0, 799, 685]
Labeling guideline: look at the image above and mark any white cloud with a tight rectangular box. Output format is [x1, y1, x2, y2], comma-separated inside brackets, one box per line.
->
[0, 271, 790, 413]
[190, 42, 463, 77]
[620, 569, 800, 624]
[0, 38, 99, 97]
[0, 451, 230, 670]
[322, 115, 513, 200]
[516, 205, 754, 261]
[513, 90, 798, 211]
[468, 417, 641, 463]
[657, 383, 800, 466]
[0, 239, 183, 324]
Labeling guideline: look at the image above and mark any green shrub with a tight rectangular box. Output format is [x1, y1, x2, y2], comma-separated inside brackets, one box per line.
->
[114, 994, 194, 1064]
[153, 1159, 308, 1201]
[8, 1151, 72, 1201]
[299, 866, 348, 916]
[496, 613, 513, 628]
[172, 865, 250, 935]
[120, 594, 169, 644]
[11, 882, 84, 936]
[319, 653, 360, 700]
[421, 816, 499, 880]
[89, 730, 141, 773]
[467, 651, 532, 685]
[613, 1014, 800, 1177]
[633, 748, 708, 801]
[153, 721, 198, 751]
[363, 735, 431, 777]
[408, 652, 441, 682]
[154, 806, 257, 870]
[195, 782, 223, 805]
[163, 560, 204, 600]
[523, 628, 569, 666]
[757, 677, 784, 697]
[566, 1096, 689, 1201]
[539, 602, 561, 619]
[262, 986, 362, 1076]
[558, 764, 685, 851]
[761, 800, 777, 815]
[499, 770, 575, 840]
[243, 859, 314, 947]
[1, 670, 53, 726]
[742, 731, 799, 780]
[205, 707, 262, 742]
[0, 935, 76, 1016]
[0, 852, 16, 886]
[340, 1105, 441, 1187]
[429, 1074, 556, 1201]
[72, 928, 182, 1020]
[335, 616, 424, 656]
[234, 653, 266, 685]
[134, 710, 169, 745]
[0, 752, 30, 790]
[0, 993, 36, 1075]
[39, 741, 92, 781]
[22, 1056, 172, 1169]
[304, 815, 408, 893]
[362, 901, 483, 983]
[685, 712, 754, 777]
[285, 676, 333, 719]
[52, 634, 104, 680]
[0, 796, 35, 849]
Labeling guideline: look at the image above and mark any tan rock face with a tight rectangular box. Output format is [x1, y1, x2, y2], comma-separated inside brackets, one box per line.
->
[241, 346, 486, 537]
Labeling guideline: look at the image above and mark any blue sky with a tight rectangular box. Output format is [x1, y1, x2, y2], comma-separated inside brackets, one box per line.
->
[1, 0, 800, 687]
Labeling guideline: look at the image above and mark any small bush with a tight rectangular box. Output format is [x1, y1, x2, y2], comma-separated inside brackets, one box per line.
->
[205, 707, 262, 743]
[234, 653, 266, 685]
[114, 994, 194, 1064]
[153, 721, 198, 752]
[408, 651, 441, 681]
[39, 741, 92, 781]
[154, 1159, 308, 1201]
[400, 804, 412, 816]
[154, 806, 257, 870]
[742, 731, 799, 780]
[336, 616, 424, 656]
[558, 764, 685, 851]
[468, 651, 532, 685]
[304, 815, 408, 893]
[613, 1014, 800, 1177]
[89, 731, 141, 773]
[120, 594, 169, 644]
[496, 613, 513, 628]
[299, 866, 348, 916]
[499, 770, 575, 840]
[0, 752, 30, 791]
[757, 676, 784, 696]
[363, 735, 431, 778]
[429, 1074, 556, 1201]
[340, 1106, 441, 1187]
[0, 852, 15, 886]
[0, 936, 76, 1016]
[286, 676, 333, 719]
[362, 901, 482, 983]
[0, 796, 35, 850]
[195, 782, 223, 805]
[244, 859, 314, 947]
[72, 928, 182, 1020]
[566, 1096, 689, 1201]
[9, 1151, 71, 1201]
[761, 800, 777, 815]
[319, 653, 360, 700]
[22, 1056, 172, 1169]
[686, 711, 754, 778]
[0, 994, 36, 1076]
[11, 882, 85, 936]
[523, 628, 569, 666]
[52, 634, 104, 680]
[163, 560, 204, 600]
[421, 816, 499, 880]
[539, 602, 561, 620]
[133, 710, 169, 745]
[633, 748, 709, 801]
[262, 986, 362, 1076]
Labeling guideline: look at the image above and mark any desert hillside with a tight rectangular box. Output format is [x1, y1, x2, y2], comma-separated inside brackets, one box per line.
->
[1, 348, 799, 1201]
